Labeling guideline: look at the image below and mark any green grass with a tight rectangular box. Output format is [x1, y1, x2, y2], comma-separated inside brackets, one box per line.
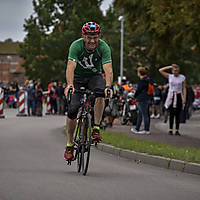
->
[101, 130, 200, 164]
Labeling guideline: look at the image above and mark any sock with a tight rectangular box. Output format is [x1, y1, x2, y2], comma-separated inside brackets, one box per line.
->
[67, 143, 73, 147]
[93, 124, 100, 130]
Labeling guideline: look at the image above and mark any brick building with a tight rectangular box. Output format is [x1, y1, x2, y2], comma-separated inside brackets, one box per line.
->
[0, 41, 26, 85]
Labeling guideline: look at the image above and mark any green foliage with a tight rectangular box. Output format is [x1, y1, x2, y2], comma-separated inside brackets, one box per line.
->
[114, 0, 200, 84]
[19, 0, 200, 85]
[4, 38, 13, 43]
[19, 0, 105, 86]
[101, 7, 121, 81]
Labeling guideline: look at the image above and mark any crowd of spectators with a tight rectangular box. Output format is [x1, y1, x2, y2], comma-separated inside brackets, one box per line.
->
[0, 81, 19, 108]
[0, 80, 67, 117]
[0, 79, 200, 120]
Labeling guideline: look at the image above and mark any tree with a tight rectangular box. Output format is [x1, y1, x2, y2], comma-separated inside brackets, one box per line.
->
[102, 5, 139, 83]
[114, 0, 200, 84]
[19, 0, 104, 87]
[4, 38, 13, 42]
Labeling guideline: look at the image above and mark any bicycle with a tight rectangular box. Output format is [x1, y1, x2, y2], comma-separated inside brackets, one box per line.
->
[66, 86, 102, 175]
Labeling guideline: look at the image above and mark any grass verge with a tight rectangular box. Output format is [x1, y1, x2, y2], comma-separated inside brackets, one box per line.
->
[101, 130, 200, 164]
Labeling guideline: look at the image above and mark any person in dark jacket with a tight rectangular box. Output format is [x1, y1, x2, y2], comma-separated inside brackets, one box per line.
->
[36, 84, 43, 116]
[50, 85, 57, 114]
[131, 67, 152, 135]
[56, 82, 65, 115]
[27, 81, 36, 116]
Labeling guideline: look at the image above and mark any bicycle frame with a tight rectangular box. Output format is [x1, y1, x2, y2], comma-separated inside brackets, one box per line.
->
[72, 88, 94, 175]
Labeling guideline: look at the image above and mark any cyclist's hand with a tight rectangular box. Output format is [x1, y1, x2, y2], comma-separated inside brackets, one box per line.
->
[65, 85, 74, 99]
[105, 87, 113, 98]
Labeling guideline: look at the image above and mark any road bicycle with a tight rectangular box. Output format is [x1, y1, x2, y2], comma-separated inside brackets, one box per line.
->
[66, 86, 104, 175]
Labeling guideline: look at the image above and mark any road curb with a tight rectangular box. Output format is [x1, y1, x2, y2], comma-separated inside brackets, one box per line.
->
[96, 143, 200, 176]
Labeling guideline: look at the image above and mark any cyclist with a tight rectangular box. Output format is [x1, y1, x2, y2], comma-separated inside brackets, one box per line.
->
[64, 22, 113, 161]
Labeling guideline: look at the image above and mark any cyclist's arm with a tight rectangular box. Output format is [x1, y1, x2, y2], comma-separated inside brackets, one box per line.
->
[65, 60, 76, 97]
[103, 62, 113, 87]
[103, 62, 113, 98]
[66, 60, 76, 86]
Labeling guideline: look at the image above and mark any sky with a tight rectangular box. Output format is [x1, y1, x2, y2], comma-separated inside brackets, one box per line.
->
[0, 0, 114, 42]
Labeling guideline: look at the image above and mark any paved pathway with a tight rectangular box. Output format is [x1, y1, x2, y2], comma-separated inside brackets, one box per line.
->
[0, 108, 200, 200]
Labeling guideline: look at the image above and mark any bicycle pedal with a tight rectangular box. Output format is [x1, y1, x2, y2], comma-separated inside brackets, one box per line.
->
[66, 160, 72, 165]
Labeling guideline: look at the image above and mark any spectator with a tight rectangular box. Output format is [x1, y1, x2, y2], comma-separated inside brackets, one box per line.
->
[48, 80, 56, 92]
[36, 84, 43, 117]
[9, 81, 17, 96]
[151, 85, 162, 119]
[50, 84, 57, 114]
[184, 85, 195, 120]
[13, 81, 19, 100]
[159, 64, 187, 136]
[131, 66, 152, 135]
[195, 87, 200, 99]
[23, 80, 30, 114]
[56, 82, 65, 115]
[3, 83, 10, 104]
[36, 79, 44, 90]
[27, 80, 36, 116]
[7, 94, 17, 108]
[7, 81, 18, 108]
[193, 86, 200, 110]
[120, 76, 132, 95]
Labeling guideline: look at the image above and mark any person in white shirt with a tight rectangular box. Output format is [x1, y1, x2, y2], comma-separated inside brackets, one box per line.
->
[159, 64, 186, 136]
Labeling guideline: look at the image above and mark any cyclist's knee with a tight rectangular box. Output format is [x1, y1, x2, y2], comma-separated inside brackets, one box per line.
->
[95, 97, 104, 104]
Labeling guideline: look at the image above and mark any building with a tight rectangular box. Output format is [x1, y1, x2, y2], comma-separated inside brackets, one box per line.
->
[0, 41, 26, 85]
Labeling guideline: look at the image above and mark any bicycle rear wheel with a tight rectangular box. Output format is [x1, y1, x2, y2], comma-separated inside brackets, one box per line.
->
[81, 114, 92, 175]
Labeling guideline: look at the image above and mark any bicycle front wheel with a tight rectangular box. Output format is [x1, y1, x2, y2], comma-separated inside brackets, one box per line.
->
[81, 114, 92, 176]
[74, 119, 82, 173]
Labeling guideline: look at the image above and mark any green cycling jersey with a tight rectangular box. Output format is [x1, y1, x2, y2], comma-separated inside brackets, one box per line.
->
[68, 38, 112, 77]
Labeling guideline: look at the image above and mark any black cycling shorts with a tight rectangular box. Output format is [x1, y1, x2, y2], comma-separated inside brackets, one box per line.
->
[67, 75, 106, 119]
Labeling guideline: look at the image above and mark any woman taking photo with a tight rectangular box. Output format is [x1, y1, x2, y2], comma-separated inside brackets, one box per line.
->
[131, 67, 152, 135]
[159, 64, 186, 135]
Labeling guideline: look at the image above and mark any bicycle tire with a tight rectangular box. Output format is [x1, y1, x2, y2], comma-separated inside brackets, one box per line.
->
[75, 120, 83, 173]
[81, 114, 92, 175]
[76, 145, 82, 173]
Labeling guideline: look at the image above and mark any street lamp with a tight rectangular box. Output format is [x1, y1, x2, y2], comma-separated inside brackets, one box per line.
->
[118, 15, 124, 83]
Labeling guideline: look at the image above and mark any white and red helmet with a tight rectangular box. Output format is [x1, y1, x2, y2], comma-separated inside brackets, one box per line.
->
[82, 22, 101, 35]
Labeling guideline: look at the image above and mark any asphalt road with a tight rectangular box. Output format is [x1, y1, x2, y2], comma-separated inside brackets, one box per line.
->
[0, 109, 200, 200]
